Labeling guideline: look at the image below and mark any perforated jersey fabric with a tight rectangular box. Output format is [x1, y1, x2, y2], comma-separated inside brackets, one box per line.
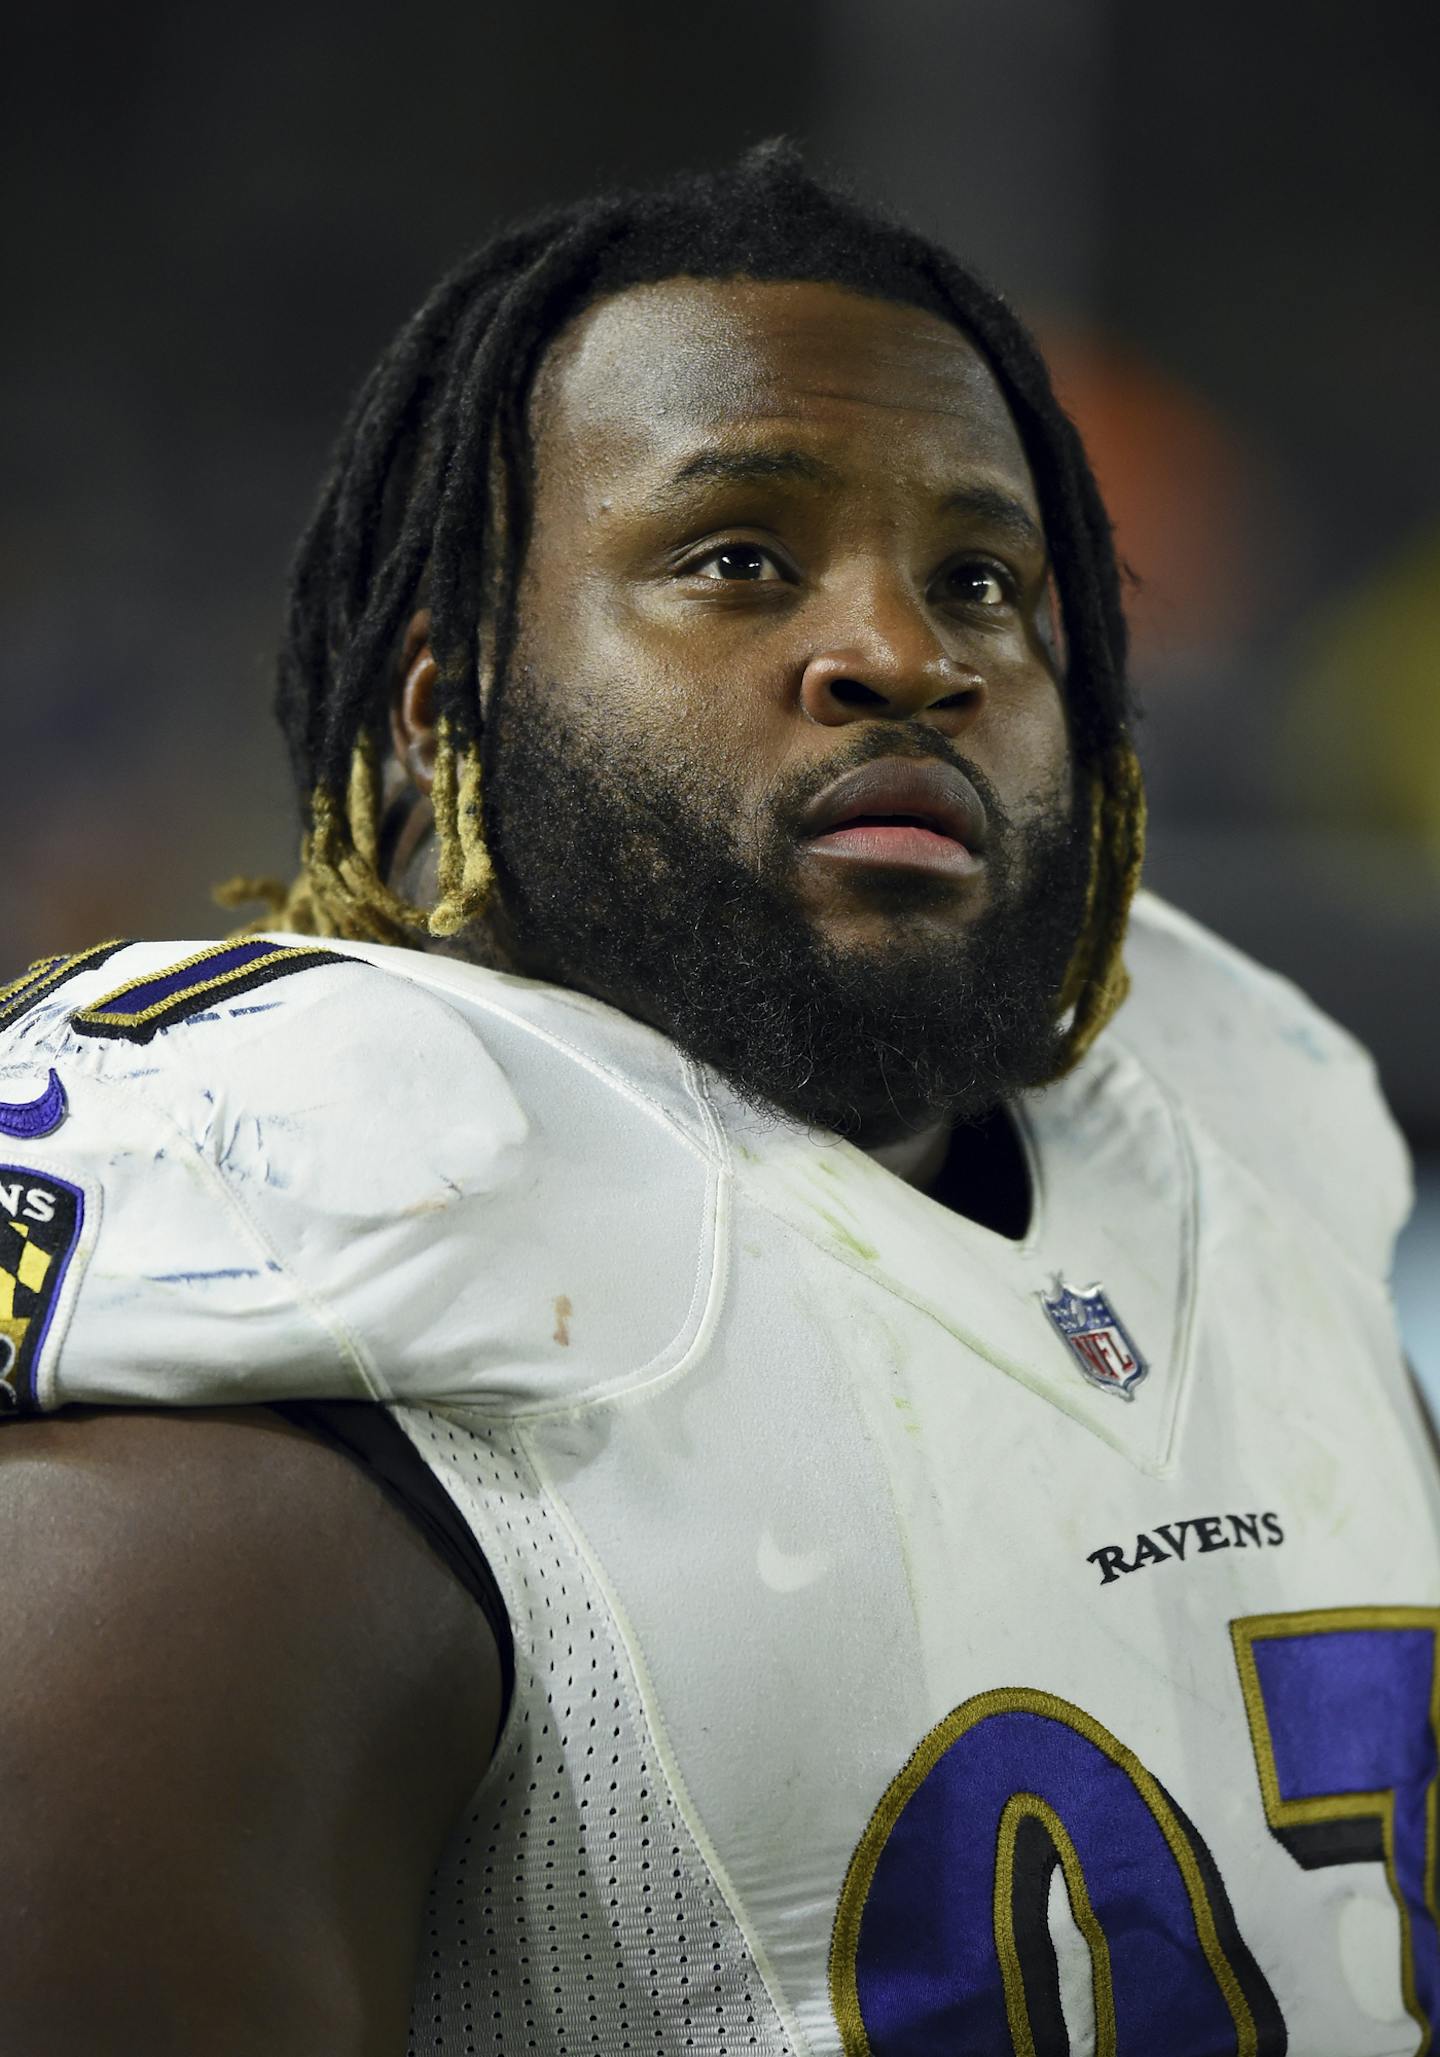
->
[2, 888, 1436, 2054]
[399, 1411, 795, 2055]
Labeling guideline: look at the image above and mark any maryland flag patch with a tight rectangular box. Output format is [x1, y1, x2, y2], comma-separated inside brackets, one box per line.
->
[0, 1167, 85, 1415]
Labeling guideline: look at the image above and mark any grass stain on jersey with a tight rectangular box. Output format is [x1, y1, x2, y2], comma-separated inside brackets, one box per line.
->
[815, 1207, 879, 1264]
[794, 1154, 878, 1263]
[892, 1394, 923, 1441]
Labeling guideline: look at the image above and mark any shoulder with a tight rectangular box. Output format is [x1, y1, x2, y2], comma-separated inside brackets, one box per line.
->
[1, 931, 712, 1420]
[1108, 890, 1413, 1275]
[0, 931, 522, 1115]
[0, 935, 530, 1416]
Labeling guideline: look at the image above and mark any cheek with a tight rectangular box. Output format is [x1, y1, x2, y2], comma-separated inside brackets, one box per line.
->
[989, 671, 1072, 813]
[517, 557, 780, 750]
[513, 534, 681, 695]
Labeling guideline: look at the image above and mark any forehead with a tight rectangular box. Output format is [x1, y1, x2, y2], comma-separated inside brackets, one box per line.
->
[529, 276, 1037, 506]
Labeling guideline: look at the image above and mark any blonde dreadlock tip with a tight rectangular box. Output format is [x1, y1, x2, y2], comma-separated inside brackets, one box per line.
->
[422, 721, 499, 937]
[211, 874, 290, 913]
[1043, 737, 1147, 1082]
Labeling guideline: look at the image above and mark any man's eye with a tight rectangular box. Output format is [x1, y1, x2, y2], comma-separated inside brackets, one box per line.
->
[687, 544, 785, 583]
[941, 563, 1013, 608]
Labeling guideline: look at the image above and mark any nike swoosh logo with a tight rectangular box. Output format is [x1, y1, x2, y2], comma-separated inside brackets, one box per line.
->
[0, 1069, 68, 1140]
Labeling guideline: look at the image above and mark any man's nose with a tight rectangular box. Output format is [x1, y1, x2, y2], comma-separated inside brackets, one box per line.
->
[797, 578, 986, 727]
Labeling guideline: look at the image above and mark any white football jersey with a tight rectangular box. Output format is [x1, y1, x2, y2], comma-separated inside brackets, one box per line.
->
[0, 888, 1434, 2057]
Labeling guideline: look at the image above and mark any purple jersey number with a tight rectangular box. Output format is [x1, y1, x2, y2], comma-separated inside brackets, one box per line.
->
[830, 1687, 1284, 2055]
[831, 1611, 1440, 2052]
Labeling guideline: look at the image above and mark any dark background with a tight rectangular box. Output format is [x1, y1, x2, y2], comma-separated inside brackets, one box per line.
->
[5, 1, 1437, 1367]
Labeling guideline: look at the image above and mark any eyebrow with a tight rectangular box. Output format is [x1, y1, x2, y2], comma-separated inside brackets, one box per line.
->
[650, 446, 1046, 552]
[938, 483, 1046, 554]
[655, 448, 840, 498]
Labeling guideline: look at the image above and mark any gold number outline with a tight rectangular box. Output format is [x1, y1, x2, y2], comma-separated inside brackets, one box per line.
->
[828, 1684, 1263, 2056]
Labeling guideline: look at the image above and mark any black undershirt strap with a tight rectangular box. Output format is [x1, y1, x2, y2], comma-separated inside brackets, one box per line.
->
[267, 1398, 515, 1727]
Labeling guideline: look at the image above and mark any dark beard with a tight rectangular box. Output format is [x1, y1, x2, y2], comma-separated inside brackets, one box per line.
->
[460, 665, 1094, 1148]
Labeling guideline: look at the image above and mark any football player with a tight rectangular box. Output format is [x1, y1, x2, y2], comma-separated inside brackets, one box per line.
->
[1, 142, 1434, 2055]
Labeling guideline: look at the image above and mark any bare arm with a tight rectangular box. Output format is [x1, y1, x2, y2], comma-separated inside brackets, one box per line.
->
[0, 1404, 503, 2056]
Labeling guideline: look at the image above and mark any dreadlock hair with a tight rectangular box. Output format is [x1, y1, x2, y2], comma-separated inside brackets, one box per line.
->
[230, 138, 1146, 1079]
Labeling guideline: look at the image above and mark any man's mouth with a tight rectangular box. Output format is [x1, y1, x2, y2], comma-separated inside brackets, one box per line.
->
[794, 765, 983, 876]
[802, 819, 985, 876]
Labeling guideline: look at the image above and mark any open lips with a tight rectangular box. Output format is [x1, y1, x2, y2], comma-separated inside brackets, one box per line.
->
[798, 765, 991, 876]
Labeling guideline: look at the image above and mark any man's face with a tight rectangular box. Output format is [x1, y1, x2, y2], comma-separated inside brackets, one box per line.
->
[458, 276, 1093, 1149]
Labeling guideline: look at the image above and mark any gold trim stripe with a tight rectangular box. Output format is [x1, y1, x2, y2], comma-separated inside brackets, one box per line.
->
[0, 939, 127, 1028]
[70, 943, 349, 1043]
[74, 943, 302, 1030]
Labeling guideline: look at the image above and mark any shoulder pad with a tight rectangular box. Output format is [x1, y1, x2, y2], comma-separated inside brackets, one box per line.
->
[0, 937, 528, 1417]
[1109, 891, 1413, 1278]
[0, 933, 713, 1424]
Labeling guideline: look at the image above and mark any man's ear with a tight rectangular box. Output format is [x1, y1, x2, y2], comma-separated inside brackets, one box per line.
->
[391, 609, 438, 793]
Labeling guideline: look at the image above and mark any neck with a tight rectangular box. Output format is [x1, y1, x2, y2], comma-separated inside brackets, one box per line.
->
[863, 1119, 953, 1195]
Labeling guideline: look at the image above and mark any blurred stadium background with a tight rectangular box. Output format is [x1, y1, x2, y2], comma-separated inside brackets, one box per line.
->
[5, 1, 1436, 1384]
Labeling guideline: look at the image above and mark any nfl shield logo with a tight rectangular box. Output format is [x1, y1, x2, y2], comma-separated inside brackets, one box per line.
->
[1039, 1276, 1149, 1401]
